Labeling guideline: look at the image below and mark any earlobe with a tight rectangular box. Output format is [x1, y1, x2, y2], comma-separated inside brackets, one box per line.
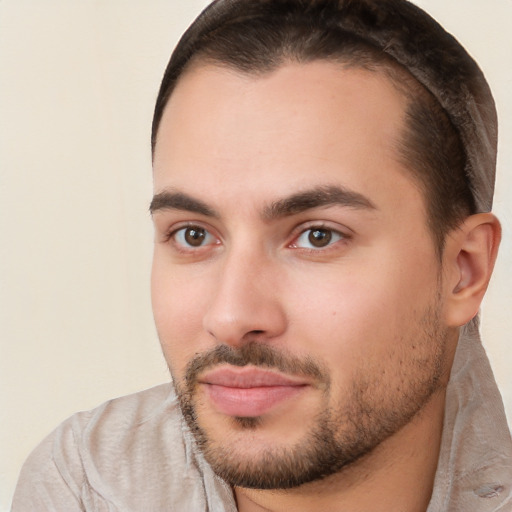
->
[443, 213, 501, 327]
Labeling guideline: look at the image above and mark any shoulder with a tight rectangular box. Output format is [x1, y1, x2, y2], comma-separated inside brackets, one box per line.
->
[54, 383, 180, 462]
[12, 384, 206, 511]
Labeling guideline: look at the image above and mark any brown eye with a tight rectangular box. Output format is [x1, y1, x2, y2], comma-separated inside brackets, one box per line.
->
[174, 226, 215, 248]
[184, 227, 206, 246]
[308, 229, 332, 247]
[293, 227, 343, 250]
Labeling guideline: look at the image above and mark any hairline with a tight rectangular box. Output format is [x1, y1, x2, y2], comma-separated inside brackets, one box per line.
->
[153, 53, 452, 258]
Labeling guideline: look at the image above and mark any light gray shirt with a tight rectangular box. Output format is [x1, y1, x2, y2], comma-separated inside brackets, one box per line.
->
[11, 324, 512, 511]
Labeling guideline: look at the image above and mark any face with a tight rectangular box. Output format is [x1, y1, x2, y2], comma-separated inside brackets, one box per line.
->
[151, 61, 452, 489]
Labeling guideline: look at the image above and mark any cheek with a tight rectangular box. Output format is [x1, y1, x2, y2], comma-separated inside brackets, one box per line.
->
[286, 278, 391, 368]
[151, 255, 212, 377]
[285, 252, 438, 375]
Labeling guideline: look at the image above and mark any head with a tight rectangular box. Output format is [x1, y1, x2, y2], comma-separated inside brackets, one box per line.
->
[150, 0, 501, 491]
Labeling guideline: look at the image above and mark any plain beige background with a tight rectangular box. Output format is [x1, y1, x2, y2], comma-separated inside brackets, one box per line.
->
[1, 1, 510, 510]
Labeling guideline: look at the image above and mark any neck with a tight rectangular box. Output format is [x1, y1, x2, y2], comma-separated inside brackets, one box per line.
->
[235, 388, 446, 512]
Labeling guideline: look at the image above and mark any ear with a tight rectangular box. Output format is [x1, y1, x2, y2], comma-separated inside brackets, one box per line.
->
[443, 213, 501, 327]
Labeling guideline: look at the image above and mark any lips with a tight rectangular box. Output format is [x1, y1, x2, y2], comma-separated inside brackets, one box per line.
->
[199, 366, 309, 417]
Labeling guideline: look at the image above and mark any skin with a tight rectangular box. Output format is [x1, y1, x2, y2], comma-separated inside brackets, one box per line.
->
[150, 61, 500, 511]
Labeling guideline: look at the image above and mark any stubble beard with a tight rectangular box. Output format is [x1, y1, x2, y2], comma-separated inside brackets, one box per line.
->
[171, 303, 448, 490]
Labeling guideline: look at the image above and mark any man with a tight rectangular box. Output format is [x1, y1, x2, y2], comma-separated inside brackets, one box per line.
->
[12, 0, 512, 510]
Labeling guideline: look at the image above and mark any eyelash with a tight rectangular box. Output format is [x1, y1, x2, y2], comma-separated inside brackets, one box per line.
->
[164, 224, 219, 251]
[289, 225, 347, 251]
[287, 222, 351, 254]
[164, 223, 350, 253]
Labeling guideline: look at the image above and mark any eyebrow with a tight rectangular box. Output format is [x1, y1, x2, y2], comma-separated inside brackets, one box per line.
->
[262, 185, 376, 220]
[149, 185, 376, 219]
[149, 191, 218, 217]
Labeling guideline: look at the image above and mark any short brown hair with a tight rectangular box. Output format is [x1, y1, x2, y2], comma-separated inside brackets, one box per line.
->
[152, 0, 496, 251]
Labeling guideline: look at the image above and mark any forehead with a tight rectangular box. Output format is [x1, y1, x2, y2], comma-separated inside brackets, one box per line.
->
[152, 60, 417, 213]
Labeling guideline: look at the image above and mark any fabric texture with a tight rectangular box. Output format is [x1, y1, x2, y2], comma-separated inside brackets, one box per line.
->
[11, 327, 512, 511]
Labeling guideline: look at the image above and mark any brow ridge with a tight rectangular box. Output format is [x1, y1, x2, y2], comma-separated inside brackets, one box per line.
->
[150, 185, 375, 220]
[263, 185, 376, 220]
[150, 190, 218, 217]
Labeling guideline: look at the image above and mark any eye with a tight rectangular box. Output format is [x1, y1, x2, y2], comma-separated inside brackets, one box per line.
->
[292, 227, 344, 249]
[173, 226, 217, 248]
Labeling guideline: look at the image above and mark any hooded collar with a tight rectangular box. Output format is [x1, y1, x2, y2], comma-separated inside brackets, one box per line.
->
[427, 320, 512, 511]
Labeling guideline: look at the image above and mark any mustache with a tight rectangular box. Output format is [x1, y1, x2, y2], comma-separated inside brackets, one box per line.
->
[184, 342, 329, 390]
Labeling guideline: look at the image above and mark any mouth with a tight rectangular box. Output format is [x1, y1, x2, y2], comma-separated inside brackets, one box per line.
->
[198, 366, 309, 418]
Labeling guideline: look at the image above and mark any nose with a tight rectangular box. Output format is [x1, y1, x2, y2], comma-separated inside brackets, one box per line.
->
[202, 248, 287, 347]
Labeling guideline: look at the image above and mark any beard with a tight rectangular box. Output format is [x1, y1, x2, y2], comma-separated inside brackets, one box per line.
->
[171, 302, 448, 490]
